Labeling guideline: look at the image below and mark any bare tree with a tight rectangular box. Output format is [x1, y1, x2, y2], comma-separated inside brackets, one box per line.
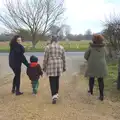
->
[103, 14, 120, 53]
[0, 0, 65, 48]
[103, 13, 120, 90]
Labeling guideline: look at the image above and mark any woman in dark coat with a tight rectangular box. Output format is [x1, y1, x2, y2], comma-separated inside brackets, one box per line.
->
[84, 34, 108, 101]
[9, 35, 29, 96]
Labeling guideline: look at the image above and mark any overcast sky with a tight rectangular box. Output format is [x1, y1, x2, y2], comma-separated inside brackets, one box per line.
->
[0, 0, 120, 34]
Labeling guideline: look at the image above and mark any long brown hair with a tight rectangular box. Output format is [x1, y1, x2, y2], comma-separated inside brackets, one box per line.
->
[9, 35, 21, 48]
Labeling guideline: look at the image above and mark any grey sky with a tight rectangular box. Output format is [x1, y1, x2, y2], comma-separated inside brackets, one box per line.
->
[0, 0, 120, 34]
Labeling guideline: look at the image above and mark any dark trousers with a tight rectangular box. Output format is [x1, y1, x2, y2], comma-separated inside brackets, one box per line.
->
[89, 77, 104, 96]
[49, 76, 59, 96]
[12, 68, 21, 92]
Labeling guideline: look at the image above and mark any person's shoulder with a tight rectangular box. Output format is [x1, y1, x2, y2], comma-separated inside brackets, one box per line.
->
[36, 64, 41, 68]
[37, 63, 40, 66]
[59, 45, 64, 49]
[46, 44, 50, 49]
[27, 65, 31, 71]
[17, 43, 23, 48]
[36, 64, 42, 70]
[44, 45, 50, 51]
[18, 44, 25, 50]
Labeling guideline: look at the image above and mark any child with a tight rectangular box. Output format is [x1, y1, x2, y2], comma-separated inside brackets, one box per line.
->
[27, 55, 43, 95]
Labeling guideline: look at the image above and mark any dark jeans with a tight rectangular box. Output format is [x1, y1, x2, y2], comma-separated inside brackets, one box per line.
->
[12, 68, 21, 92]
[89, 77, 104, 96]
[49, 76, 59, 96]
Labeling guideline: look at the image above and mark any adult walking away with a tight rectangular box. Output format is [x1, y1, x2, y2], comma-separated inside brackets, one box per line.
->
[84, 34, 108, 101]
[9, 35, 29, 96]
[43, 36, 66, 104]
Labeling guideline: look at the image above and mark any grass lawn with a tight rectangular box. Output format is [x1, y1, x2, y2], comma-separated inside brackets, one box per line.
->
[0, 40, 90, 52]
[95, 61, 120, 101]
[104, 63, 117, 91]
[105, 62, 120, 101]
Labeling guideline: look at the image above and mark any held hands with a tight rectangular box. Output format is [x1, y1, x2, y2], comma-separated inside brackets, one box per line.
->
[27, 63, 30, 67]
[63, 68, 66, 72]
[41, 74, 46, 80]
[43, 68, 46, 72]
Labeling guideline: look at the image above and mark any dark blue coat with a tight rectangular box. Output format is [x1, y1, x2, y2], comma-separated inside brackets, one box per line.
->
[9, 43, 28, 69]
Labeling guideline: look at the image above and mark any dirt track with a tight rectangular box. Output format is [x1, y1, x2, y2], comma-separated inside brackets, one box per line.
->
[0, 56, 120, 120]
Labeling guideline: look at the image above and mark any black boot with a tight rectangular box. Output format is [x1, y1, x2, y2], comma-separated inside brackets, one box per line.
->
[16, 91, 23, 96]
[11, 86, 16, 94]
[88, 90, 93, 95]
[99, 96, 104, 101]
[11, 89, 15, 94]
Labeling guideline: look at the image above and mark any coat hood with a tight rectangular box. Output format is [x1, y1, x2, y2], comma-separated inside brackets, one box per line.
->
[89, 43, 105, 48]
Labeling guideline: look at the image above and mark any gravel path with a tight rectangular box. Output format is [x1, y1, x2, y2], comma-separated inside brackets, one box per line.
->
[0, 73, 120, 120]
[0, 56, 120, 120]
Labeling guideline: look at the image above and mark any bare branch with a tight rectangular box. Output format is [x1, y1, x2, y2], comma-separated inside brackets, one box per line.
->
[103, 13, 120, 53]
[0, 0, 65, 47]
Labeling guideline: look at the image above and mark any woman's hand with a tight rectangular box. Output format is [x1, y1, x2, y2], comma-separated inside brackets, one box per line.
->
[43, 68, 46, 72]
[63, 68, 66, 72]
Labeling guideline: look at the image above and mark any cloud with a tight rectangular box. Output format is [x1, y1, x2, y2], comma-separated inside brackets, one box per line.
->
[65, 0, 120, 34]
[0, 0, 120, 34]
[65, 0, 120, 20]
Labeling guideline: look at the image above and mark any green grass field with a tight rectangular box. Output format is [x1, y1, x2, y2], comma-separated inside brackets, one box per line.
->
[95, 61, 120, 101]
[105, 63, 117, 90]
[105, 62, 120, 101]
[0, 40, 90, 52]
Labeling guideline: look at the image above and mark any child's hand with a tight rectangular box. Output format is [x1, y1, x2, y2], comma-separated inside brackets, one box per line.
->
[63, 68, 66, 72]
[27, 63, 30, 67]
[43, 68, 46, 72]
[41, 74, 46, 80]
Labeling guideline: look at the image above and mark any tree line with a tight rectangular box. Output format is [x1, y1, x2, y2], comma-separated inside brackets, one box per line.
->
[0, 28, 92, 42]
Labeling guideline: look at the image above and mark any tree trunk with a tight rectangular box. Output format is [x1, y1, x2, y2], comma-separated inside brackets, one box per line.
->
[31, 33, 36, 48]
[32, 42, 36, 49]
[107, 44, 113, 58]
[108, 47, 112, 58]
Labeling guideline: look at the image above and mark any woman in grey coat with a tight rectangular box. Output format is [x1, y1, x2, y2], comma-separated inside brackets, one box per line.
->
[43, 36, 66, 104]
[84, 34, 108, 101]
